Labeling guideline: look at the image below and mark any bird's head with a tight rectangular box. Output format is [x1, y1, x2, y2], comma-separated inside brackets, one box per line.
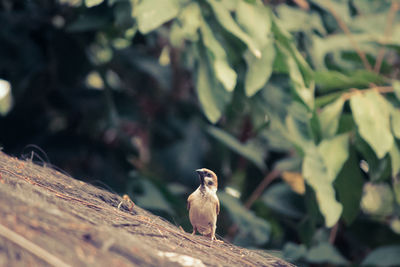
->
[195, 168, 218, 192]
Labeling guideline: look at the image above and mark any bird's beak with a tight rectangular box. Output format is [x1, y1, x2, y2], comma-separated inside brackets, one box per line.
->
[195, 169, 205, 186]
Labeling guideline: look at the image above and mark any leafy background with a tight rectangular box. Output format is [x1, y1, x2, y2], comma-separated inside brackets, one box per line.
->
[1, 0, 400, 265]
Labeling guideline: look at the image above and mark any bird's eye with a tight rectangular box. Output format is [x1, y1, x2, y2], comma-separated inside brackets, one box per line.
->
[206, 173, 211, 177]
[208, 181, 213, 186]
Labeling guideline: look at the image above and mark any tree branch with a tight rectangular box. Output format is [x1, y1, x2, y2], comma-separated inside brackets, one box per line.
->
[341, 86, 394, 101]
[326, 1, 373, 71]
[244, 169, 281, 209]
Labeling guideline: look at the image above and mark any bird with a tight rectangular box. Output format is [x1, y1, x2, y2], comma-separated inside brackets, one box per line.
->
[187, 168, 220, 241]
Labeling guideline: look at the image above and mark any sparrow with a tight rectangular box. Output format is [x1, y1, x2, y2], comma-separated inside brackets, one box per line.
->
[187, 168, 220, 241]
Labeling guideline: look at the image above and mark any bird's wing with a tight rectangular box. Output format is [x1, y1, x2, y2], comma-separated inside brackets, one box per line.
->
[187, 193, 194, 210]
[216, 198, 220, 215]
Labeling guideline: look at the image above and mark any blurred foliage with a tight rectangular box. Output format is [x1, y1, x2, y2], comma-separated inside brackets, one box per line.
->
[2, 0, 400, 266]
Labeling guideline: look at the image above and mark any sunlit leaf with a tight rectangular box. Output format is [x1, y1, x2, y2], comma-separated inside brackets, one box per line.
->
[219, 192, 271, 246]
[236, 1, 271, 47]
[195, 45, 231, 123]
[303, 134, 349, 227]
[207, 0, 261, 58]
[318, 97, 344, 139]
[85, 0, 103, 8]
[361, 182, 394, 216]
[361, 246, 400, 267]
[236, 0, 273, 97]
[207, 126, 266, 170]
[350, 91, 393, 159]
[135, 0, 180, 34]
[200, 20, 237, 92]
[276, 5, 325, 34]
[310, 33, 376, 70]
[0, 79, 13, 116]
[169, 2, 202, 47]
[393, 80, 400, 101]
[390, 107, 400, 139]
[214, 60, 237, 92]
[318, 134, 349, 180]
[244, 41, 275, 97]
[390, 142, 400, 177]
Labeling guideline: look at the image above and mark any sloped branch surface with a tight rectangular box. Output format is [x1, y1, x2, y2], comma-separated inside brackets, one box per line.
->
[0, 152, 294, 267]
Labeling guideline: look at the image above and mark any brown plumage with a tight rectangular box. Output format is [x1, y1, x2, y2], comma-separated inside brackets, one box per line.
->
[187, 168, 220, 241]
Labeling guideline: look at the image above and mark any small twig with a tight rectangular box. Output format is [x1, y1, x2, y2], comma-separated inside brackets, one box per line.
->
[326, 1, 373, 71]
[341, 86, 394, 101]
[329, 222, 339, 244]
[0, 223, 72, 267]
[226, 169, 280, 242]
[291, 0, 309, 10]
[374, 1, 400, 73]
[244, 169, 281, 209]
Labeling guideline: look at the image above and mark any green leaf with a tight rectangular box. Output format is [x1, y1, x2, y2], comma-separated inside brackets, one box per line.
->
[303, 134, 349, 227]
[195, 44, 231, 123]
[133, 178, 175, 215]
[235, 1, 274, 97]
[85, 0, 104, 8]
[283, 242, 307, 262]
[207, 126, 266, 170]
[199, 20, 237, 92]
[135, 0, 180, 34]
[214, 60, 237, 92]
[67, 10, 111, 32]
[275, 5, 325, 34]
[219, 192, 271, 246]
[390, 142, 400, 177]
[393, 176, 400, 205]
[169, 2, 202, 47]
[262, 183, 305, 219]
[319, 97, 345, 139]
[390, 108, 400, 139]
[221, 0, 238, 11]
[236, 1, 271, 47]
[350, 91, 394, 159]
[334, 149, 364, 224]
[361, 182, 394, 217]
[361, 246, 400, 267]
[310, 33, 376, 70]
[244, 41, 275, 97]
[277, 44, 314, 109]
[306, 242, 348, 265]
[207, 0, 261, 58]
[285, 104, 314, 152]
[318, 134, 349, 179]
[393, 80, 400, 101]
[355, 135, 391, 181]
[272, 15, 314, 89]
[315, 70, 385, 93]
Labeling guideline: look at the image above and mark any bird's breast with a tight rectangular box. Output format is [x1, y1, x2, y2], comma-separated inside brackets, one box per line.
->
[189, 192, 218, 233]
